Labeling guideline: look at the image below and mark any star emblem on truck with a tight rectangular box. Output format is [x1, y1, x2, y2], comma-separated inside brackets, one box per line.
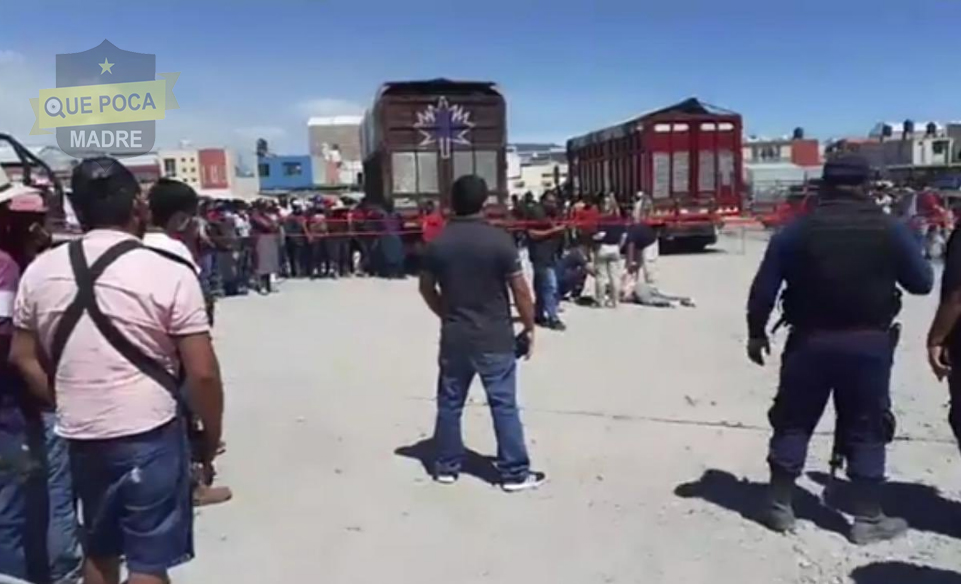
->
[415, 97, 474, 159]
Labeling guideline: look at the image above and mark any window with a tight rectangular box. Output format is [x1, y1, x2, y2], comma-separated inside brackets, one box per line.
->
[452, 149, 499, 191]
[653, 153, 670, 199]
[392, 152, 417, 193]
[654, 124, 672, 133]
[699, 150, 716, 192]
[475, 151, 499, 191]
[700, 123, 717, 131]
[417, 152, 439, 193]
[453, 150, 474, 182]
[258, 163, 270, 178]
[283, 162, 303, 176]
[163, 158, 176, 177]
[718, 122, 735, 132]
[672, 152, 689, 194]
[673, 124, 690, 132]
[933, 141, 947, 155]
[390, 151, 440, 194]
[718, 150, 734, 186]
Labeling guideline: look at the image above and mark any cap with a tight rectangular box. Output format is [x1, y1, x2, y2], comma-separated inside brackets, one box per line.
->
[70, 157, 139, 203]
[823, 155, 871, 187]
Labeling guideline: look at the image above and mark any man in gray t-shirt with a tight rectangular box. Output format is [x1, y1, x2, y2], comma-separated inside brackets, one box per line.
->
[420, 175, 546, 493]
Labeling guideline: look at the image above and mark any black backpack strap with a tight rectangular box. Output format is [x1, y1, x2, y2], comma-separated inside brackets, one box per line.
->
[50, 238, 180, 395]
[144, 246, 199, 276]
[50, 240, 142, 371]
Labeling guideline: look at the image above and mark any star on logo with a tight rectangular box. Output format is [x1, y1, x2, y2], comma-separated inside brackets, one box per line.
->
[415, 97, 474, 159]
[99, 58, 114, 74]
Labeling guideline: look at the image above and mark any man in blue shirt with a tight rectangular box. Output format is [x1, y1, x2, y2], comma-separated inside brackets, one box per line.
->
[746, 155, 933, 545]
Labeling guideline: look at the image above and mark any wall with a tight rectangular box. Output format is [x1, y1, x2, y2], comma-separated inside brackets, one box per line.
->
[158, 149, 201, 187]
[258, 155, 314, 191]
[308, 117, 363, 161]
[199, 149, 229, 189]
[789, 140, 821, 166]
[510, 162, 568, 197]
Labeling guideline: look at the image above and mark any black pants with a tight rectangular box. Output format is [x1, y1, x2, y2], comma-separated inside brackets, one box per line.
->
[767, 330, 894, 482]
[948, 347, 961, 448]
[285, 241, 310, 278]
[328, 237, 350, 275]
[311, 240, 330, 276]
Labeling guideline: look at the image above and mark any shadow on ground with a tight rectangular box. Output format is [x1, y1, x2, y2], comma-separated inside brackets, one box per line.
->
[673, 469, 849, 537]
[808, 471, 961, 539]
[394, 438, 500, 486]
[850, 561, 961, 584]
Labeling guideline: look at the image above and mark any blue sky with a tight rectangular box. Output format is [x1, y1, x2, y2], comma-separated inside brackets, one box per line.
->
[1, 0, 959, 154]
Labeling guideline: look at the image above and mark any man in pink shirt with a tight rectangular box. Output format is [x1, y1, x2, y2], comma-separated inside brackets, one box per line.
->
[9, 158, 225, 584]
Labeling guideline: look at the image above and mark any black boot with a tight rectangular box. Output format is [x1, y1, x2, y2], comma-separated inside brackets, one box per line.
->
[762, 472, 797, 533]
[848, 480, 908, 545]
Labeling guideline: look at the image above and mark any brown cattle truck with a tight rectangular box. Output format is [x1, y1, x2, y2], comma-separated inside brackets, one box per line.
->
[361, 79, 508, 222]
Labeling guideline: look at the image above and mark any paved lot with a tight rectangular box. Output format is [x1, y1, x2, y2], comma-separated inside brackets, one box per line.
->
[176, 234, 961, 584]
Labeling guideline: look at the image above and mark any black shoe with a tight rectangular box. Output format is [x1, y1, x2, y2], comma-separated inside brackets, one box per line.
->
[848, 480, 908, 545]
[548, 319, 567, 332]
[761, 472, 797, 533]
[534, 317, 549, 328]
[502, 471, 547, 493]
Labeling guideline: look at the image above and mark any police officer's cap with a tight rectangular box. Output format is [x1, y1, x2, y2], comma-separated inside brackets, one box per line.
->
[70, 156, 140, 205]
[823, 155, 871, 187]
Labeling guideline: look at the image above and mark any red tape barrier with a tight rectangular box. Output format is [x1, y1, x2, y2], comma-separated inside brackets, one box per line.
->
[210, 216, 765, 241]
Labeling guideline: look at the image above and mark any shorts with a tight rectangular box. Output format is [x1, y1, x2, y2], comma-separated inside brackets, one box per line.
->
[68, 418, 193, 576]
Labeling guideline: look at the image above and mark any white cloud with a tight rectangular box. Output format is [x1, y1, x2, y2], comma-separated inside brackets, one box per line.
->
[295, 97, 365, 118]
[0, 50, 25, 65]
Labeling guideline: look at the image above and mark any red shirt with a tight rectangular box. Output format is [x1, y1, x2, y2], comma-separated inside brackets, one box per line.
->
[422, 212, 446, 243]
[573, 206, 600, 231]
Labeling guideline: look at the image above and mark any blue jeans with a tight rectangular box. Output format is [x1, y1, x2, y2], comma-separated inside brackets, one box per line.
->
[533, 266, 559, 322]
[0, 410, 81, 583]
[767, 331, 894, 482]
[434, 351, 530, 482]
[69, 419, 193, 576]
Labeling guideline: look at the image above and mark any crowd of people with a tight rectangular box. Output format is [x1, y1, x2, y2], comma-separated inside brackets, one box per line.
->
[507, 188, 694, 331]
[189, 194, 418, 302]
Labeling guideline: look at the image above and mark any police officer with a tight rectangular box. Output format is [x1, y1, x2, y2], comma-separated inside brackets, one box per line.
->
[746, 155, 933, 545]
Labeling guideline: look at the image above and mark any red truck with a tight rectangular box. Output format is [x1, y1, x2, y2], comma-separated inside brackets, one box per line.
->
[567, 98, 745, 250]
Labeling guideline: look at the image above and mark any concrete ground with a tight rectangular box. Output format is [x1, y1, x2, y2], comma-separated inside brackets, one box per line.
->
[176, 231, 961, 584]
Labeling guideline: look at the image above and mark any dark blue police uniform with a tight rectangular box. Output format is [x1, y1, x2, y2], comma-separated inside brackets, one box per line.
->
[746, 155, 933, 543]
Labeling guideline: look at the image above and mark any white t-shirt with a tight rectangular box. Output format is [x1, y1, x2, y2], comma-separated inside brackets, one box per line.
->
[143, 232, 200, 274]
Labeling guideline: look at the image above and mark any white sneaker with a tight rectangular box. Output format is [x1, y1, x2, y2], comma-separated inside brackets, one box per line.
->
[435, 473, 458, 485]
[502, 471, 547, 493]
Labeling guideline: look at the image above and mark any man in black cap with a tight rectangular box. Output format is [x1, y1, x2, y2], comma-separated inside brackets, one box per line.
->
[746, 154, 933, 544]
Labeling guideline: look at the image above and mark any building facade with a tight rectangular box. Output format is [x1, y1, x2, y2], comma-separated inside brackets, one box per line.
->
[308, 116, 362, 162]
[258, 154, 314, 191]
[742, 137, 821, 167]
[158, 149, 201, 186]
